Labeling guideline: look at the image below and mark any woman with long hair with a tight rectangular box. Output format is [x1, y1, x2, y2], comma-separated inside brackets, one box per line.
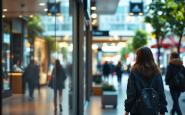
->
[125, 47, 167, 115]
[49, 59, 67, 112]
[115, 61, 122, 85]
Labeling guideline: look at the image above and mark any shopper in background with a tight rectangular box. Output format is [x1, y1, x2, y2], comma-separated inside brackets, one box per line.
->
[165, 52, 185, 115]
[125, 47, 167, 115]
[115, 61, 122, 85]
[13, 60, 22, 72]
[49, 59, 67, 112]
[23, 59, 39, 100]
[103, 61, 110, 82]
[109, 61, 116, 78]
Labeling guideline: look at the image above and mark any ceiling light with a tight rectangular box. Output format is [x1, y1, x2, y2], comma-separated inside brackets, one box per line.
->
[30, 15, 33, 18]
[129, 12, 134, 15]
[2, 15, 5, 18]
[56, 0, 60, 1]
[44, 8, 48, 11]
[92, 22, 96, 25]
[139, 12, 143, 15]
[48, 13, 52, 16]
[92, 44, 98, 50]
[91, 6, 96, 10]
[3, 9, 7, 12]
[19, 15, 22, 18]
[111, 43, 115, 46]
[58, 16, 63, 22]
[103, 43, 107, 46]
[109, 37, 113, 41]
[39, 3, 45, 6]
[93, 20, 97, 22]
[56, 13, 60, 16]
[92, 13, 97, 18]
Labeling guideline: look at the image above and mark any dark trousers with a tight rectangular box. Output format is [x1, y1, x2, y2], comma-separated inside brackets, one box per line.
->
[170, 89, 182, 115]
[28, 83, 35, 98]
[117, 75, 121, 83]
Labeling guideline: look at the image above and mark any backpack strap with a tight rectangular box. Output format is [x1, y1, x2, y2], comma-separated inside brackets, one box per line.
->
[132, 71, 146, 88]
[149, 76, 157, 88]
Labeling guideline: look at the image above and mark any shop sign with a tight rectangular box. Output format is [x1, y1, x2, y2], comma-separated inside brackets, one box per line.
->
[47, 2, 60, 15]
[129, 2, 143, 15]
[92, 31, 109, 36]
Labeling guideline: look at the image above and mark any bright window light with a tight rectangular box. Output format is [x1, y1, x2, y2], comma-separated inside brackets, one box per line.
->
[102, 46, 120, 52]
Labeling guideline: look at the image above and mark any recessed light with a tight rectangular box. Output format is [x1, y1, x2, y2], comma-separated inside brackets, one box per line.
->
[48, 13, 52, 16]
[91, 6, 96, 10]
[56, 13, 60, 16]
[39, 3, 45, 6]
[44, 8, 48, 11]
[3, 9, 7, 12]
[30, 15, 33, 18]
[92, 13, 97, 18]
[2, 15, 5, 18]
[19, 15, 22, 18]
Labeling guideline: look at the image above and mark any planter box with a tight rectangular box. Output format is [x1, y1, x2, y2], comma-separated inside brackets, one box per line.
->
[93, 84, 102, 95]
[101, 91, 117, 108]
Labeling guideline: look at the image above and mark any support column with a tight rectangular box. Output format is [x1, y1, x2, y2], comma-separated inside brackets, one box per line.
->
[72, 0, 84, 115]
[0, 0, 3, 114]
[86, 26, 92, 101]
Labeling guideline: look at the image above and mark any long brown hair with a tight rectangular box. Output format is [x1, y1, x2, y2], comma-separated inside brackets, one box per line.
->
[55, 59, 63, 73]
[132, 47, 161, 77]
[117, 61, 122, 68]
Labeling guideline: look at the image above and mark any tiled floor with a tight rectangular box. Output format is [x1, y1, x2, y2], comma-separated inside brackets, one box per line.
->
[85, 74, 185, 115]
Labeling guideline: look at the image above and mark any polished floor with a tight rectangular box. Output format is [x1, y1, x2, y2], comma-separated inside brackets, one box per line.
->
[85, 74, 185, 115]
[2, 75, 185, 115]
[3, 78, 72, 115]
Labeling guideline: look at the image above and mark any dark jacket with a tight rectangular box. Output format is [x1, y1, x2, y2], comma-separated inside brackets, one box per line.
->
[125, 70, 167, 114]
[165, 58, 185, 90]
[115, 66, 122, 76]
[109, 63, 115, 74]
[48, 67, 67, 89]
[103, 63, 110, 75]
[23, 64, 39, 85]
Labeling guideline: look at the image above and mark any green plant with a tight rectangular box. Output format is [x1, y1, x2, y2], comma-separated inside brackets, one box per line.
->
[95, 78, 102, 84]
[132, 29, 148, 52]
[144, 0, 169, 66]
[101, 83, 116, 91]
[27, 16, 44, 41]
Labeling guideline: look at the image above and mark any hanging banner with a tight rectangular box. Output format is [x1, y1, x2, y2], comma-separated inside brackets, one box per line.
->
[129, 2, 143, 15]
[47, 2, 60, 15]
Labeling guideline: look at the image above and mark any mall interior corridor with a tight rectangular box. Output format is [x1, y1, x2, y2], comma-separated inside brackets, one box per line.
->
[3, 75, 185, 115]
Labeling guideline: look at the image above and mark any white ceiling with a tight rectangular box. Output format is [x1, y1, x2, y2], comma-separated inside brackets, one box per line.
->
[2, 0, 55, 18]
[91, 0, 119, 15]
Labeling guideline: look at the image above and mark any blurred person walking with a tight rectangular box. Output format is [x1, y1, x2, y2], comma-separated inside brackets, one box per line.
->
[109, 62, 115, 77]
[165, 52, 185, 115]
[125, 47, 167, 115]
[23, 59, 39, 100]
[49, 59, 67, 112]
[115, 61, 122, 85]
[103, 61, 110, 82]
